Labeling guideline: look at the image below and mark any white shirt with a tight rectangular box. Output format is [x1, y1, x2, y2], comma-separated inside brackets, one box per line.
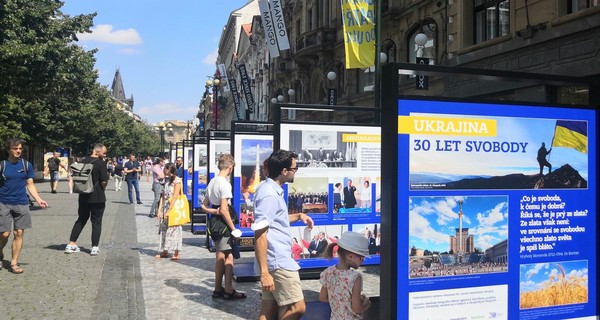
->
[206, 175, 232, 206]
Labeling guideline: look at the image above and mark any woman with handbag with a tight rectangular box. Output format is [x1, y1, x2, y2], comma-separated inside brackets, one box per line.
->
[156, 163, 185, 260]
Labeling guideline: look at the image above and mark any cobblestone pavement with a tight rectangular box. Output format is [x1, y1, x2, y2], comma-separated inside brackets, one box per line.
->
[0, 178, 380, 320]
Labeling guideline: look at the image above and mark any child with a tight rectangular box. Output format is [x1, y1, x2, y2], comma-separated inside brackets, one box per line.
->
[319, 231, 371, 320]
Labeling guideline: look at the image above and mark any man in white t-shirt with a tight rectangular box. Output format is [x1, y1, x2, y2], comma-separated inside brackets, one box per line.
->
[202, 154, 245, 300]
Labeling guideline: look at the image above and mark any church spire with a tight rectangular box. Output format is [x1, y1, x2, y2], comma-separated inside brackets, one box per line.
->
[111, 69, 126, 101]
[110, 69, 134, 110]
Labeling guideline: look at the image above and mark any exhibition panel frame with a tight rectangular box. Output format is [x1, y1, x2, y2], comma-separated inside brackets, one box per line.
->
[380, 63, 598, 320]
[190, 135, 207, 235]
[275, 104, 382, 269]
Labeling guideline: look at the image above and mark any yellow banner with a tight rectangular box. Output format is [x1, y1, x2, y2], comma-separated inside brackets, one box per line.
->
[341, 0, 375, 69]
[342, 133, 381, 143]
[398, 116, 497, 136]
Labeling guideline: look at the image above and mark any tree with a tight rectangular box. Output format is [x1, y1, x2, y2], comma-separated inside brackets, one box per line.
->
[0, 0, 160, 155]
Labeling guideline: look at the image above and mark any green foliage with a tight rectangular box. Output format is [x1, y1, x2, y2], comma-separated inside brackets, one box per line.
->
[0, 0, 160, 156]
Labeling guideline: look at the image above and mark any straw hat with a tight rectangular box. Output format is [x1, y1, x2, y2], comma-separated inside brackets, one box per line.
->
[336, 231, 369, 257]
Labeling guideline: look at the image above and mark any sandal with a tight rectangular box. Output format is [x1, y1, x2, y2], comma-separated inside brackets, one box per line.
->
[10, 263, 24, 274]
[171, 255, 180, 261]
[212, 287, 225, 298]
[154, 252, 169, 259]
[223, 289, 247, 300]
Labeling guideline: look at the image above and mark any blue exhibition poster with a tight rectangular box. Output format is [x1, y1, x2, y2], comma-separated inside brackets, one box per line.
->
[397, 99, 596, 320]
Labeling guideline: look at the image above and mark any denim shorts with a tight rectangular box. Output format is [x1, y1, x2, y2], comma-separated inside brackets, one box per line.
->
[50, 171, 60, 182]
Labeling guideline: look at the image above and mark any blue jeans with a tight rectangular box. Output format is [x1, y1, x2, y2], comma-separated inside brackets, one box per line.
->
[126, 178, 141, 203]
[150, 182, 163, 215]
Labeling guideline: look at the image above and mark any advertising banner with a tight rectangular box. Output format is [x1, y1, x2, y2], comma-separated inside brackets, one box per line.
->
[258, 0, 280, 58]
[269, 0, 290, 50]
[395, 98, 597, 320]
[341, 0, 375, 68]
[279, 123, 381, 266]
[228, 78, 242, 120]
[217, 64, 230, 93]
[237, 64, 255, 114]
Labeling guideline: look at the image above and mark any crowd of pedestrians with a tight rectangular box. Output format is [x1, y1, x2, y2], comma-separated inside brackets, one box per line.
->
[1, 139, 374, 319]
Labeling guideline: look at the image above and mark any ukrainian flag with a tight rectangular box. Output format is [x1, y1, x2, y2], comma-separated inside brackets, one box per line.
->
[552, 120, 587, 154]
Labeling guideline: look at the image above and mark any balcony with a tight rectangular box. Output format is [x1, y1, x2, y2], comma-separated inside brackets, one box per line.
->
[295, 28, 337, 58]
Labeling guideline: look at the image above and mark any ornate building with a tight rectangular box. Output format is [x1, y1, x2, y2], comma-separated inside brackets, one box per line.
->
[202, 1, 599, 129]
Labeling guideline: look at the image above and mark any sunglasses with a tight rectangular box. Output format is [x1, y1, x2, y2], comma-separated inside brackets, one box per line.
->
[287, 167, 299, 173]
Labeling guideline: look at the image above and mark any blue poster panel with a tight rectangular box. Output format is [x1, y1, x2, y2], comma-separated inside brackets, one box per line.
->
[279, 123, 381, 267]
[183, 145, 193, 200]
[396, 99, 597, 320]
[192, 142, 207, 209]
[232, 133, 273, 237]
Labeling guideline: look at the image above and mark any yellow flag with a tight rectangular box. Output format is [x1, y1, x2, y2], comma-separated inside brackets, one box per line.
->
[341, 0, 375, 69]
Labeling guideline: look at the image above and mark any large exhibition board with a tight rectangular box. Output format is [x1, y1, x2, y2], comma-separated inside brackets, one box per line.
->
[391, 98, 597, 320]
[278, 122, 381, 267]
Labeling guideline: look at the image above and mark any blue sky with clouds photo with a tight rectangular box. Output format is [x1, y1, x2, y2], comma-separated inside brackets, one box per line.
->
[409, 195, 509, 253]
[62, 0, 249, 125]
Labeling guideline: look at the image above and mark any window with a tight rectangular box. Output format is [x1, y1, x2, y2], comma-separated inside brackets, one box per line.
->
[568, 0, 599, 14]
[474, 0, 509, 44]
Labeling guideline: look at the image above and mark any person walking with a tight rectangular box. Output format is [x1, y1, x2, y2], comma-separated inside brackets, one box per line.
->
[202, 154, 245, 300]
[0, 138, 48, 273]
[44, 151, 66, 193]
[144, 156, 153, 182]
[155, 163, 183, 260]
[113, 161, 124, 191]
[149, 158, 165, 218]
[175, 156, 184, 178]
[319, 231, 371, 320]
[64, 144, 109, 256]
[253, 149, 314, 320]
[124, 154, 142, 204]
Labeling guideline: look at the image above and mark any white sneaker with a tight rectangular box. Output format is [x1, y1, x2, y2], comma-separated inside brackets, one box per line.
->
[90, 246, 100, 256]
[64, 244, 80, 254]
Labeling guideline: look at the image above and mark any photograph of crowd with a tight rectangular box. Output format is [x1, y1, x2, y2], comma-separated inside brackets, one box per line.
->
[287, 177, 329, 214]
[287, 224, 381, 260]
[287, 129, 358, 168]
[409, 195, 508, 279]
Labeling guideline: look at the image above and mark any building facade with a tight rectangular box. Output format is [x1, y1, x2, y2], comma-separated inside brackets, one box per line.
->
[201, 1, 599, 129]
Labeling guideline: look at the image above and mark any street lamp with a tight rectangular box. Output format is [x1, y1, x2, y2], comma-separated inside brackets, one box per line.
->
[206, 76, 221, 129]
[327, 71, 337, 105]
[155, 121, 172, 157]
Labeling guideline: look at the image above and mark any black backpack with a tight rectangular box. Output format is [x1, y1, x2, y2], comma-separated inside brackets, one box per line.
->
[0, 159, 30, 186]
[48, 158, 59, 171]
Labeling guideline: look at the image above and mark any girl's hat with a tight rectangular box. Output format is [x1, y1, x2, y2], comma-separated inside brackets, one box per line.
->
[336, 231, 369, 257]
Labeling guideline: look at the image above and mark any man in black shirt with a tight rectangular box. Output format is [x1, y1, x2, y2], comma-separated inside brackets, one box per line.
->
[64, 144, 109, 256]
[124, 154, 142, 204]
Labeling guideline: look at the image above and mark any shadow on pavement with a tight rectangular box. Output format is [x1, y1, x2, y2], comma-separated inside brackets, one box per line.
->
[163, 278, 261, 319]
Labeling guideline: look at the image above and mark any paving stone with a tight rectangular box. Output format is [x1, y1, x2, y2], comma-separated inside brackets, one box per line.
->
[0, 177, 380, 320]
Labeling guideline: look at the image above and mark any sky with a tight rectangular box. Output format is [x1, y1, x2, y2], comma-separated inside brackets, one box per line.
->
[61, 0, 251, 125]
[409, 196, 509, 253]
